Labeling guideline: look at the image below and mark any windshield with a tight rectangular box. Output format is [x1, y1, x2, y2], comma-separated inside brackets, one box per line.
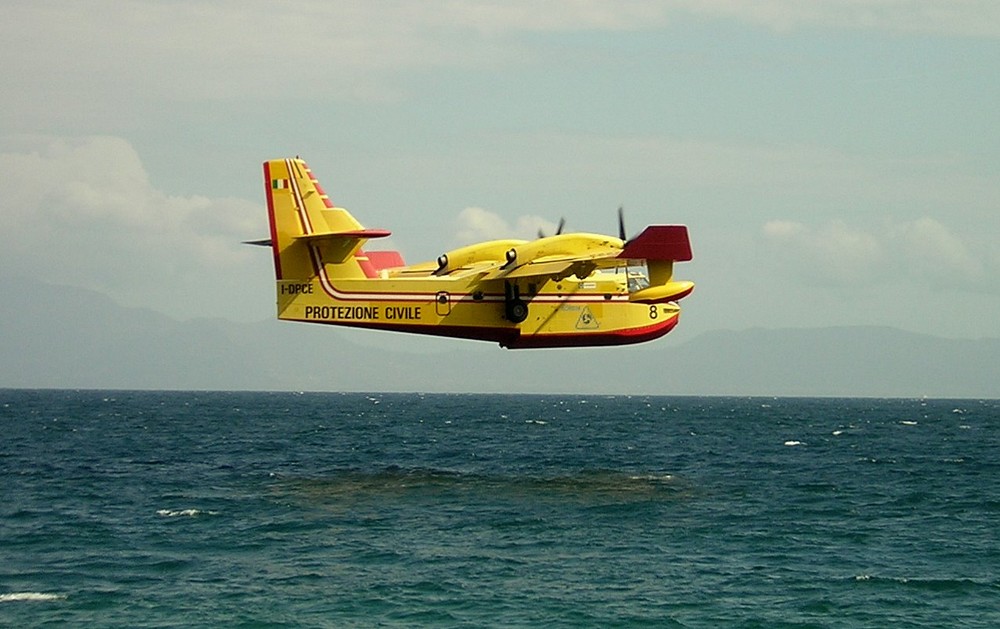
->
[601, 261, 649, 293]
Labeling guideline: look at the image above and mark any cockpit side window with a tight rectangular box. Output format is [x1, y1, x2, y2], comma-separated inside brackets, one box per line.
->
[608, 261, 650, 293]
[627, 262, 649, 293]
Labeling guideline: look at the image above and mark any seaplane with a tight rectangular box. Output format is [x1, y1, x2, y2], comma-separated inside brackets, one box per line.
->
[248, 158, 694, 349]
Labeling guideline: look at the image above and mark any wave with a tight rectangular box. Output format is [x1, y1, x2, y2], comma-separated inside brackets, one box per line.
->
[0, 592, 66, 603]
[852, 574, 999, 592]
[156, 508, 218, 517]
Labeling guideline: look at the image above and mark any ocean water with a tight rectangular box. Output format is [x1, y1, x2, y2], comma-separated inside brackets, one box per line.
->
[1, 390, 998, 628]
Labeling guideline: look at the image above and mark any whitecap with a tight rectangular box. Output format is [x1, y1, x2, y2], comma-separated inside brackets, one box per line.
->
[629, 474, 673, 482]
[832, 430, 844, 436]
[156, 508, 216, 517]
[900, 420, 918, 426]
[784, 440, 804, 447]
[0, 592, 66, 603]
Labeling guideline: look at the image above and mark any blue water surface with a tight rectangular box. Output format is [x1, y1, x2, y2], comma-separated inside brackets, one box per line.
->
[1, 390, 998, 627]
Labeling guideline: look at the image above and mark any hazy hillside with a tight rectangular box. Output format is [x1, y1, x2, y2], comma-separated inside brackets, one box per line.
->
[2, 278, 997, 398]
[659, 327, 1000, 398]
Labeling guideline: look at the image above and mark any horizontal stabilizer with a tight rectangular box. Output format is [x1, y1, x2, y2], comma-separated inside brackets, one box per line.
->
[362, 250, 407, 274]
[619, 226, 692, 261]
[294, 228, 391, 243]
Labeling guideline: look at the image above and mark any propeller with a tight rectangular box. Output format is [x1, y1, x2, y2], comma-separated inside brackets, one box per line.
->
[243, 238, 273, 247]
[617, 205, 627, 242]
[537, 217, 566, 239]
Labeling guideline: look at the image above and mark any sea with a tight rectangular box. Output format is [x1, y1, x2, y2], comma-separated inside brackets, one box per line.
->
[1, 390, 997, 628]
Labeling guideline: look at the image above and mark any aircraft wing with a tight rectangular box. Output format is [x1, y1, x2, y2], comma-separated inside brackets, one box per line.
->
[481, 251, 612, 281]
[494, 259, 576, 280]
[478, 225, 692, 281]
[412, 225, 692, 282]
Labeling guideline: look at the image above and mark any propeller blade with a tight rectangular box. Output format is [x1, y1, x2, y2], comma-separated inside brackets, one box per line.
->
[617, 206, 627, 242]
[243, 238, 273, 247]
[539, 217, 566, 239]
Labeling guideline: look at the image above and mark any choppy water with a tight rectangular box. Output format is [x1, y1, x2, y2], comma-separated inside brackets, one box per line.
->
[2, 390, 998, 627]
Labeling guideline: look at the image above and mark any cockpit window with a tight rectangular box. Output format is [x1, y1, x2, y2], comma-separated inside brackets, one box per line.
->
[627, 269, 649, 293]
[606, 261, 649, 293]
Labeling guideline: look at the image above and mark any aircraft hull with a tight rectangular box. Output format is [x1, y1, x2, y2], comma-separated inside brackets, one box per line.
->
[276, 275, 682, 349]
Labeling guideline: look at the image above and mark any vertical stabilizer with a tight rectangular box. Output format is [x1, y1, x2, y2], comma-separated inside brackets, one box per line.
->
[263, 158, 384, 282]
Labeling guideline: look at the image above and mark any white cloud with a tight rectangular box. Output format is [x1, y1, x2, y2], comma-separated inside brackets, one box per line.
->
[761, 220, 806, 239]
[449, 132, 998, 228]
[454, 207, 556, 245]
[2, 0, 994, 119]
[440, 0, 671, 33]
[0, 136, 267, 319]
[892, 217, 983, 278]
[672, 0, 1000, 37]
[454, 207, 511, 244]
[762, 219, 884, 282]
[762, 216, 993, 289]
[2, 1, 665, 108]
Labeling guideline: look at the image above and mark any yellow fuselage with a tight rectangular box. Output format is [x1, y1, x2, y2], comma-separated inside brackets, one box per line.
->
[276, 269, 683, 348]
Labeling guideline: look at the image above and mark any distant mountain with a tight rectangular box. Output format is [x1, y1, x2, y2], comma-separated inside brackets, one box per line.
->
[1, 278, 997, 398]
[658, 326, 1000, 398]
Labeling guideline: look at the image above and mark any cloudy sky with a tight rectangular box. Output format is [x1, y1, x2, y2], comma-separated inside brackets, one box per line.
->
[2, 0, 998, 343]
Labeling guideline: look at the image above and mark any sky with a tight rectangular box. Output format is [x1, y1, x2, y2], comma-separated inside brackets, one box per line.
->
[2, 0, 999, 346]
